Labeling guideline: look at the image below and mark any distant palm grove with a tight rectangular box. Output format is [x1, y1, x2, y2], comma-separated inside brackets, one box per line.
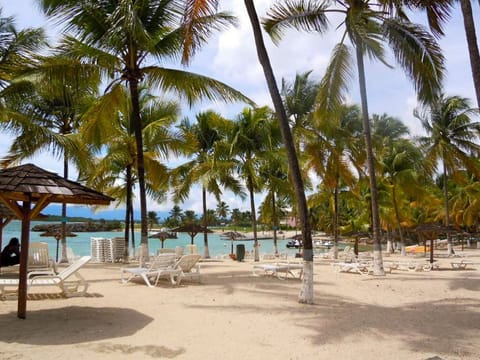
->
[1, 1, 480, 301]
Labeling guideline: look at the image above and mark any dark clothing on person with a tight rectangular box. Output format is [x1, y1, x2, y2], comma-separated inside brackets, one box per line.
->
[0, 237, 20, 267]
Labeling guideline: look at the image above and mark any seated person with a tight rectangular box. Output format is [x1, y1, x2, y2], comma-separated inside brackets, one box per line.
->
[1, 237, 20, 267]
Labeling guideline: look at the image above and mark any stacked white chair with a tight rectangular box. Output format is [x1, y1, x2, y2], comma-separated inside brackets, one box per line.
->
[111, 237, 125, 262]
[90, 237, 103, 262]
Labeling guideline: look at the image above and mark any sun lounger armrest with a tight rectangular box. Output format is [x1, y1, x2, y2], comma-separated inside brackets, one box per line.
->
[28, 270, 56, 279]
[29, 274, 62, 283]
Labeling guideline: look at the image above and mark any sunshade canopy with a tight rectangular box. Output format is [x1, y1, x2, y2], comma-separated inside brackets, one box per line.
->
[171, 224, 212, 245]
[0, 163, 114, 319]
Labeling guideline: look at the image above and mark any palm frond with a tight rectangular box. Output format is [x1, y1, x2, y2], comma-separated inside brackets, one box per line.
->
[262, 0, 330, 44]
[144, 66, 254, 106]
[383, 18, 444, 104]
[315, 43, 353, 121]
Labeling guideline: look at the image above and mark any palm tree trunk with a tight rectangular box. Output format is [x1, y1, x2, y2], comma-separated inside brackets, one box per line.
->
[272, 191, 278, 255]
[443, 158, 454, 255]
[333, 184, 339, 259]
[123, 165, 132, 262]
[202, 186, 210, 258]
[460, 0, 480, 108]
[392, 184, 406, 255]
[60, 151, 69, 263]
[128, 76, 149, 265]
[244, 0, 313, 303]
[130, 201, 136, 256]
[355, 41, 385, 275]
[247, 175, 259, 261]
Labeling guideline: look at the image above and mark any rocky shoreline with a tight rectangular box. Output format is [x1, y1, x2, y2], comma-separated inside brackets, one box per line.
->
[31, 222, 122, 233]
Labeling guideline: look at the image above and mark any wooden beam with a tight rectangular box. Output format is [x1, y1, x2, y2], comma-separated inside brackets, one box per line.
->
[0, 194, 23, 219]
[29, 194, 52, 220]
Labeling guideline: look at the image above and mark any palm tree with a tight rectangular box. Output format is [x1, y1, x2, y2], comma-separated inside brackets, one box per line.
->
[258, 146, 292, 255]
[229, 106, 281, 261]
[281, 70, 319, 149]
[395, 0, 480, 108]
[39, 0, 252, 263]
[216, 201, 230, 224]
[165, 205, 184, 228]
[263, 0, 445, 275]
[450, 171, 480, 228]
[0, 9, 45, 90]
[243, 0, 315, 303]
[148, 211, 159, 231]
[415, 94, 480, 254]
[172, 110, 244, 258]
[305, 104, 363, 258]
[379, 137, 425, 255]
[458, 0, 480, 108]
[1, 55, 100, 262]
[79, 85, 182, 259]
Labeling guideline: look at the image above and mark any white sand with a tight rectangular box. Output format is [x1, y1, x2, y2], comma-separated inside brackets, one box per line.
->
[1, 247, 479, 360]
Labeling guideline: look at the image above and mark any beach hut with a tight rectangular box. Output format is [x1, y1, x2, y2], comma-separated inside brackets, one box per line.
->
[0, 163, 113, 319]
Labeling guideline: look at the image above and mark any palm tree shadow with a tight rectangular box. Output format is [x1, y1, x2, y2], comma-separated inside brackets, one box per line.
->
[303, 296, 480, 358]
[0, 306, 153, 345]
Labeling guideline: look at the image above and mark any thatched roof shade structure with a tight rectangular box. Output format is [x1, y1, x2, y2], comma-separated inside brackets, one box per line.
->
[149, 231, 177, 248]
[0, 163, 113, 319]
[413, 223, 458, 264]
[171, 224, 212, 245]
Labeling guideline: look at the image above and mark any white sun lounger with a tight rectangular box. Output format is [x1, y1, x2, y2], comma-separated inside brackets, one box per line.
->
[450, 260, 474, 270]
[253, 262, 304, 280]
[121, 253, 181, 287]
[332, 261, 371, 275]
[0, 256, 91, 299]
[175, 254, 202, 283]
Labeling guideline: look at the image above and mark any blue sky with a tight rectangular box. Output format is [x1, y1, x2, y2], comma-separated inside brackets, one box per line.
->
[1, 1, 478, 219]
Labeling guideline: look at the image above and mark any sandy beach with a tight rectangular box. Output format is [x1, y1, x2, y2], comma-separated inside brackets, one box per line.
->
[1, 246, 479, 360]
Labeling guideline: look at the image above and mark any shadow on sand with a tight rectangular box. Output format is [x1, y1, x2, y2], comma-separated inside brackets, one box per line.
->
[0, 306, 152, 345]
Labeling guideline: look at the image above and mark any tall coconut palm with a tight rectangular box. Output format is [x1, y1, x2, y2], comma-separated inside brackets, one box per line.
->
[449, 171, 480, 228]
[305, 104, 363, 258]
[172, 110, 245, 258]
[258, 145, 293, 255]
[80, 85, 182, 259]
[0, 55, 100, 262]
[281, 70, 319, 149]
[39, 0, 252, 263]
[229, 106, 280, 261]
[243, 0, 314, 303]
[379, 138, 425, 254]
[415, 94, 480, 254]
[263, 0, 445, 275]
[216, 201, 230, 224]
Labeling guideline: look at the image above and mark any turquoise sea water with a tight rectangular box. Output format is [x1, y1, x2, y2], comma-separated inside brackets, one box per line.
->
[2, 220, 305, 259]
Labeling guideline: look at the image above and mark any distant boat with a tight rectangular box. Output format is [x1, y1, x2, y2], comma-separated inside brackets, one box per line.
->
[286, 239, 302, 248]
[314, 240, 333, 249]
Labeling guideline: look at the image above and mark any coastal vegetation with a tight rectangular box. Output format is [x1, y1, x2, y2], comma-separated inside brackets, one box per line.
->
[1, 1, 479, 305]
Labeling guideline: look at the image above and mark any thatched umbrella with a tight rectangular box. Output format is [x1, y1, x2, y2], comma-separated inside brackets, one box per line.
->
[171, 224, 212, 245]
[342, 231, 371, 255]
[149, 231, 177, 248]
[40, 230, 78, 262]
[414, 223, 458, 264]
[221, 231, 246, 254]
[0, 163, 113, 319]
